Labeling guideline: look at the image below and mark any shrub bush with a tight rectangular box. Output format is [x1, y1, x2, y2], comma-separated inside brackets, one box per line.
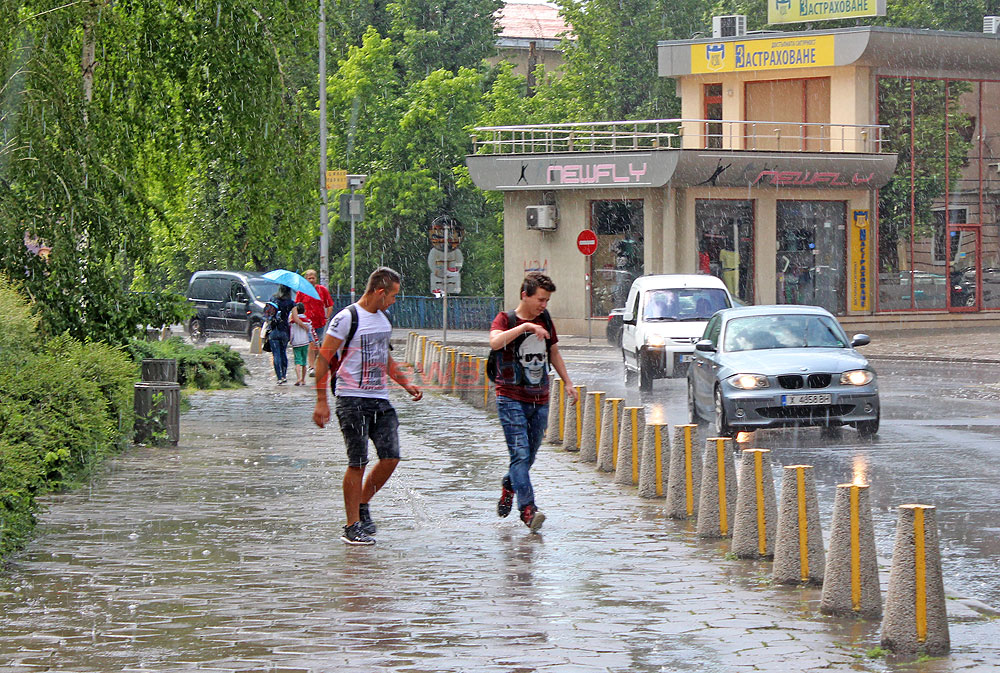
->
[0, 277, 138, 557]
[126, 337, 246, 389]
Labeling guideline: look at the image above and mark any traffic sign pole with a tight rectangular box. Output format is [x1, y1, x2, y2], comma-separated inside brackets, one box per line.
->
[576, 230, 598, 343]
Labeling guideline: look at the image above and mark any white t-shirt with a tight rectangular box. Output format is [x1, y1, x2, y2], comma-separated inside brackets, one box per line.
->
[289, 315, 313, 347]
[326, 304, 392, 399]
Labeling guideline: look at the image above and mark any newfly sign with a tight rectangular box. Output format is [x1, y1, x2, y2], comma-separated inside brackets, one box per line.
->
[768, 0, 885, 25]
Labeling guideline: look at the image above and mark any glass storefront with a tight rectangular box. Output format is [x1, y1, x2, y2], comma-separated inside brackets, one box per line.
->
[776, 201, 846, 315]
[876, 76, 1000, 312]
[590, 200, 643, 316]
[695, 199, 754, 304]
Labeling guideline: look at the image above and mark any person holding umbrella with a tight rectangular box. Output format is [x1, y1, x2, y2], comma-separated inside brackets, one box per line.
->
[261, 270, 322, 386]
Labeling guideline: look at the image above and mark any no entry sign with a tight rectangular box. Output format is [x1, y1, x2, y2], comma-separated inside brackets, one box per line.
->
[576, 229, 598, 256]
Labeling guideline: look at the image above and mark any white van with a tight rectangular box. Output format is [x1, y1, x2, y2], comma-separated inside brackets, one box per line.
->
[621, 274, 735, 390]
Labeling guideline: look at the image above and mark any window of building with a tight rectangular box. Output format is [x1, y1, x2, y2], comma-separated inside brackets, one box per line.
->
[695, 199, 754, 304]
[590, 200, 644, 317]
[776, 201, 847, 315]
[705, 83, 723, 148]
[745, 77, 830, 151]
[932, 208, 967, 263]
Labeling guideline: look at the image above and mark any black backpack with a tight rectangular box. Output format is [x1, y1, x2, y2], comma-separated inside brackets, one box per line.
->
[486, 309, 553, 384]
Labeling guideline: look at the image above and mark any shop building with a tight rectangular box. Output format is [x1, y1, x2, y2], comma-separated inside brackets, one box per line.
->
[467, 23, 1000, 334]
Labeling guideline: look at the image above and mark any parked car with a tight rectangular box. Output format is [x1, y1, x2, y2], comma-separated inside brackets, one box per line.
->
[185, 271, 280, 340]
[621, 274, 735, 391]
[687, 304, 879, 437]
[606, 307, 626, 346]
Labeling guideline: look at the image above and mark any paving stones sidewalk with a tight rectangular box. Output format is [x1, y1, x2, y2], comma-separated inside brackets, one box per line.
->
[0, 343, 997, 672]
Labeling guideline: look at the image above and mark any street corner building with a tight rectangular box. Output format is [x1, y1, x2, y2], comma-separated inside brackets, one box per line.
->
[467, 21, 1000, 335]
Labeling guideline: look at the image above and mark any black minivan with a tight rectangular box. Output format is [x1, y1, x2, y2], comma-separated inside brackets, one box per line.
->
[186, 271, 280, 340]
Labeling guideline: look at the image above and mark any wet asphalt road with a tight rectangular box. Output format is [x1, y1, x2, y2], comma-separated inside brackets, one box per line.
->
[561, 349, 1000, 611]
[0, 341, 998, 672]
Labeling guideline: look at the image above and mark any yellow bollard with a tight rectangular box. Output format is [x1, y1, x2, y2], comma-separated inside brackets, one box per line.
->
[666, 424, 702, 519]
[613, 406, 644, 485]
[881, 504, 950, 656]
[596, 398, 623, 472]
[696, 437, 736, 537]
[772, 465, 825, 585]
[820, 482, 882, 619]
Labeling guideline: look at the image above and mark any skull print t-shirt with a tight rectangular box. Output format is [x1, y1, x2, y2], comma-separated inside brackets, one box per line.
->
[490, 310, 558, 404]
[327, 304, 392, 399]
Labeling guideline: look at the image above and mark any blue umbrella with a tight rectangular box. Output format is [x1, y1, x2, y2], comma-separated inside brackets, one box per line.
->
[261, 269, 321, 300]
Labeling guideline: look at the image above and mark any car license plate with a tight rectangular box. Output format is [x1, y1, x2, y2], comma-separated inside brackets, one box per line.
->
[781, 394, 832, 406]
[678, 354, 694, 363]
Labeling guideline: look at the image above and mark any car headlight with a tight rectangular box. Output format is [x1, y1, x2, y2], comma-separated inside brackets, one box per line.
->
[726, 374, 770, 390]
[645, 334, 666, 347]
[840, 369, 875, 386]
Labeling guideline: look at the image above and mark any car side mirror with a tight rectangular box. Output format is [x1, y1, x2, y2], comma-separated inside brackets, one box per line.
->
[622, 315, 636, 326]
[851, 334, 870, 347]
[695, 339, 716, 352]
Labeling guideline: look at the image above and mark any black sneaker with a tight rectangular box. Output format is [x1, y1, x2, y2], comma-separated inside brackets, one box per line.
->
[340, 522, 375, 546]
[358, 503, 376, 536]
[520, 503, 545, 533]
[497, 477, 514, 518]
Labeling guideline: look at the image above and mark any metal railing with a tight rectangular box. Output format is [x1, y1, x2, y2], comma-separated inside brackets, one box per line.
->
[331, 295, 502, 330]
[471, 119, 889, 155]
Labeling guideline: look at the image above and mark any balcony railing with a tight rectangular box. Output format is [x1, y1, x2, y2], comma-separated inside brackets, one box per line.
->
[471, 119, 889, 155]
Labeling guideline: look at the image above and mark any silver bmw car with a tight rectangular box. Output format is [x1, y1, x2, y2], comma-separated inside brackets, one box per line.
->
[687, 305, 880, 437]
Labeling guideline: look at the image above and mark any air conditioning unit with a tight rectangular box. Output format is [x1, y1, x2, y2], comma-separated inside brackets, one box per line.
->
[713, 15, 747, 38]
[526, 205, 557, 231]
[984, 16, 1000, 34]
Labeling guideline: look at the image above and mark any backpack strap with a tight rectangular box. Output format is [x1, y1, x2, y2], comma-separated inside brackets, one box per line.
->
[341, 304, 360, 355]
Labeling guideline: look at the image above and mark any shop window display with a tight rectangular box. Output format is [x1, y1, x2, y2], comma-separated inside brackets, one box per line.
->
[590, 200, 643, 317]
[695, 199, 754, 304]
[776, 201, 846, 315]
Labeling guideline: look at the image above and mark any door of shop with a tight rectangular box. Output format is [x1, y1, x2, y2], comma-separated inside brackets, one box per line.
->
[948, 227, 981, 311]
[776, 201, 846, 315]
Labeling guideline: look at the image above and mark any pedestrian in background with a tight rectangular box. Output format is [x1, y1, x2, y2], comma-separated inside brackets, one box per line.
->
[489, 272, 577, 533]
[295, 268, 334, 377]
[289, 302, 314, 386]
[268, 284, 295, 385]
[312, 266, 422, 546]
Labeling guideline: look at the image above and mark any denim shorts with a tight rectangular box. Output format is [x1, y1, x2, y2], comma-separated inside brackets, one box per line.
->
[335, 396, 400, 467]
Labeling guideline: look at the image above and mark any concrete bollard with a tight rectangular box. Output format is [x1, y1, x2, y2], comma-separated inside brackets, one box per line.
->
[249, 325, 263, 354]
[561, 385, 586, 452]
[486, 374, 497, 413]
[438, 346, 450, 388]
[480, 357, 490, 410]
[467, 357, 483, 409]
[665, 424, 701, 519]
[880, 504, 949, 656]
[613, 406, 645, 485]
[732, 448, 778, 559]
[637, 422, 669, 498]
[820, 483, 882, 619]
[404, 332, 413, 364]
[773, 465, 826, 585]
[417, 335, 427, 372]
[697, 437, 737, 537]
[579, 391, 605, 462]
[427, 343, 441, 386]
[596, 398, 623, 471]
[545, 378, 562, 443]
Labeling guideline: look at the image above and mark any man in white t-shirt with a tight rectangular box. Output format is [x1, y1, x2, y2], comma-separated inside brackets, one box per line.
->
[312, 267, 422, 546]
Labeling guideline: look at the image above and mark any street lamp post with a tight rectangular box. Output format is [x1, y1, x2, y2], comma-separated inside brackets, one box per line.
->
[318, 0, 329, 287]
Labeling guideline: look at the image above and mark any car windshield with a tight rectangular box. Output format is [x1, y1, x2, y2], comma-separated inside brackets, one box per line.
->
[248, 278, 280, 301]
[723, 314, 848, 352]
[643, 288, 730, 321]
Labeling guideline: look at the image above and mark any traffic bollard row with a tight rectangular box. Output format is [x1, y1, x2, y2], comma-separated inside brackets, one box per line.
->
[397, 340, 951, 656]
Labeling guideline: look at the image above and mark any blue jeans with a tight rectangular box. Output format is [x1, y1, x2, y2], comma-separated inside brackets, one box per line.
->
[496, 395, 549, 510]
[269, 332, 289, 380]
